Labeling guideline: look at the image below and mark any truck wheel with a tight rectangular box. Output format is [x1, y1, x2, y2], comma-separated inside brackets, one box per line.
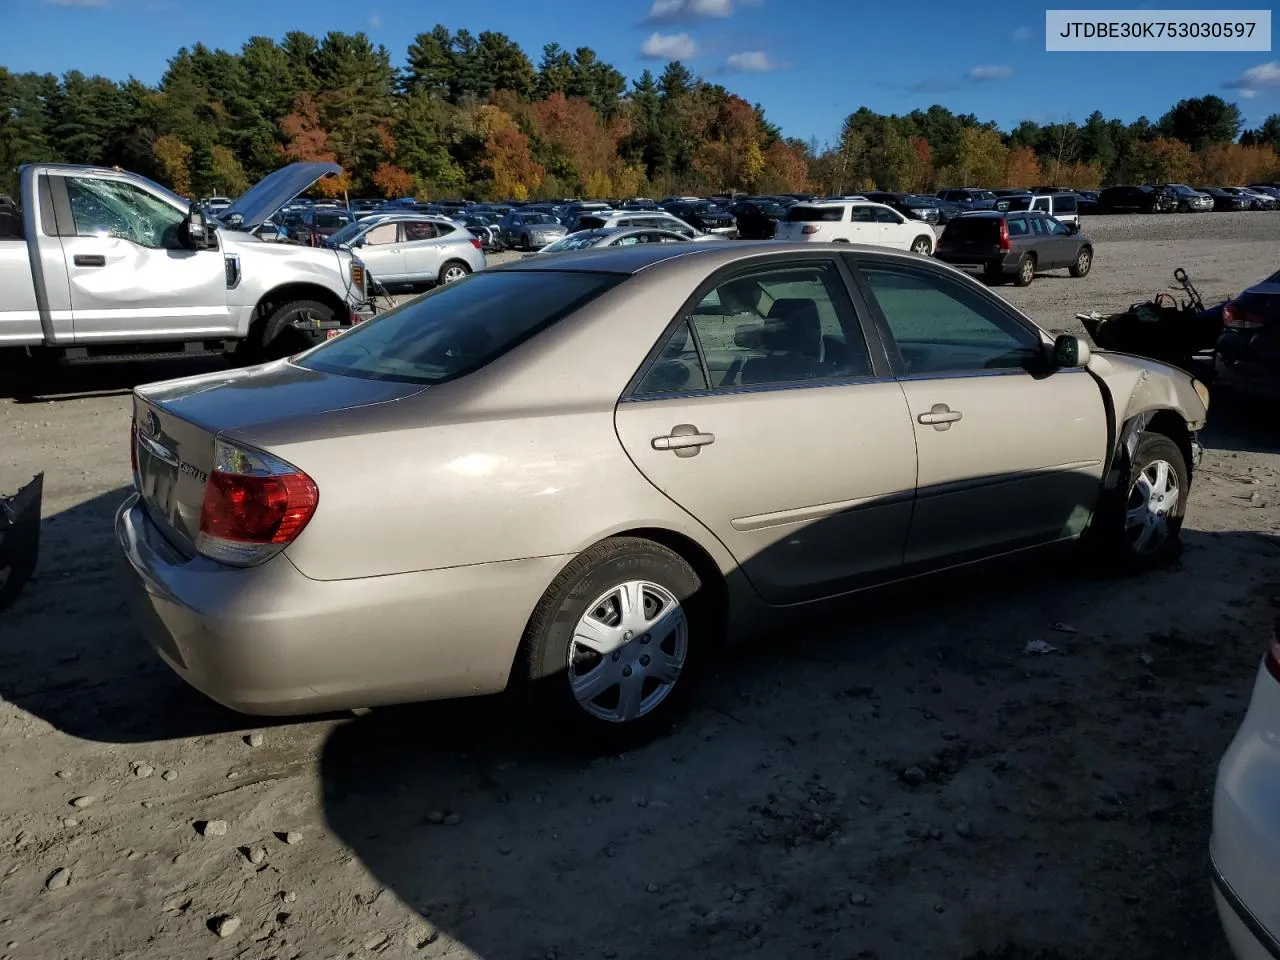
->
[238, 299, 334, 364]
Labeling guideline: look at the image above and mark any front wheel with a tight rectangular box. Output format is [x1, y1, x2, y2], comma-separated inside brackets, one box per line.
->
[910, 234, 933, 255]
[438, 260, 471, 285]
[1014, 254, 1036, 287]
[1089, 433, 1188, 573]
[1069, 247, 1092, 278]
[520, 537, 710, 751]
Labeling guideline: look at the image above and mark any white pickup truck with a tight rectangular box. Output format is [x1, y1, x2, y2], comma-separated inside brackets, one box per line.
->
[0, 161, 371, 363]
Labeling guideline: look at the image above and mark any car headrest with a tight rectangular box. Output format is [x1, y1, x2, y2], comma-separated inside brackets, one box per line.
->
[761, 299, 821, 355]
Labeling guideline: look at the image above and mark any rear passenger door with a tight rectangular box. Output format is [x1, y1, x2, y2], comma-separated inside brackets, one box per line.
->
[614, 257, 918, 604]
[402, 221, 443, 280]
[845, 206, 878, 243]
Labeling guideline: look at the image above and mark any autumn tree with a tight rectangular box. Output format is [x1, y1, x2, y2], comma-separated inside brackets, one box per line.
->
[372, 161, 415, 198]
[758, 140, 810, 193]
[949, 126, 1006, 187]
[1128, 137, 1199, 183]
[476, 104, 543, 199]
[1003, 145, 1041, 188]
[151, 134, 193, 196]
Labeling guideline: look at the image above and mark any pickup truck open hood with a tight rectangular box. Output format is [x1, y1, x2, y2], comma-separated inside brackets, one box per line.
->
[220, 162, 342, 230]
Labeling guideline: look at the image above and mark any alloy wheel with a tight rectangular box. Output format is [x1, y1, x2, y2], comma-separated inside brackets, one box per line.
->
[911, 236, 932, 254]
[1125, 459, 1180, 554]
[442, 265, 468, 283]
[568, 580, 688, 724]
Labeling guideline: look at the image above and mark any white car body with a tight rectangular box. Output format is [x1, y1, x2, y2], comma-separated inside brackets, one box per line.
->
[773, 201, 936, 254]
[1212, 619, 1280, 960]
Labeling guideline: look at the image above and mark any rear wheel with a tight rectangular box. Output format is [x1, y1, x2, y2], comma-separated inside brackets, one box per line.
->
[1014, 254, 1036, 287]
[520, 537, 711, 751]
[1069, 247, 1092, 278]
[910, 234, 933, 255]
[1089, 432, 1188, 573]
[437, 260, 470, 285]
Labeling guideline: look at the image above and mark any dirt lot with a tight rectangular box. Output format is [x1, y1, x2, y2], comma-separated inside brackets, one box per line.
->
[1, 212, 1278, 960]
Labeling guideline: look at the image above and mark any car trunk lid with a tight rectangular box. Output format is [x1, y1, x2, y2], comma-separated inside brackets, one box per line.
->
[132, 363, 425, 555]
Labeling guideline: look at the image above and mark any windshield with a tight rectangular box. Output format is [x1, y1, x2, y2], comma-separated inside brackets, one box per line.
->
[904, 196, 937, 208]
[327, 220, 368, 245]
[313, 210, 351, 228]
[521, 213, 559, 224]
[695, 203, 725, 214]
[297, 271, 623, 384]
[543, 233, 602, 252]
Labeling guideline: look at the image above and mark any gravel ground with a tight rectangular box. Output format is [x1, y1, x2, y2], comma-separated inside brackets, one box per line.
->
[1, 212, 1278, 960]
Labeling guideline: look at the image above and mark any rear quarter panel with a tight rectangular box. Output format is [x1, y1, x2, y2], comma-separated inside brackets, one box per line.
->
[238, 268, 742, 586]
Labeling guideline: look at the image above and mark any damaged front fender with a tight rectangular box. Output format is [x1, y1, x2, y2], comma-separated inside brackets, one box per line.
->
[0, 473, 43, 613]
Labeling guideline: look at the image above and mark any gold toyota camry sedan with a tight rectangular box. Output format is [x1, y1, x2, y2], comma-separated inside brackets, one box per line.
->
[116, 242, 1209, 747]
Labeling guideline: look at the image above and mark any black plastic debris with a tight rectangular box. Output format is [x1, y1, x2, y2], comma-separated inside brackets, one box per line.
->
[0, 472, 43, 613]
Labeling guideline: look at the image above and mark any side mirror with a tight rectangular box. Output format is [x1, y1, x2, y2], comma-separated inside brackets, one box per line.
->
[1053, 333, 1091, 368]
[185, 203, 209, 249]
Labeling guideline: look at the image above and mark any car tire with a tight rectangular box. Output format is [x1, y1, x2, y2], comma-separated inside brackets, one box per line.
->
[437, 260, 471, 285]
[519, 537, 712, 752]
[910, 234, 933, 255]
[520, 233, 531, 251]
[237, 298, 333, 364]
[1088, 432, 1188, 573]
[1014, 254, 1036, 287]
[1069, 246, 1093, 278]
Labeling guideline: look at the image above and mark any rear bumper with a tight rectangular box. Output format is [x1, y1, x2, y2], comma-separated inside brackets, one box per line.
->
[935, 253, 1014, 275]
[1214, 865, 1280, 960]
[114, 493, 568, 715]
[1215, 338, 1280, 398]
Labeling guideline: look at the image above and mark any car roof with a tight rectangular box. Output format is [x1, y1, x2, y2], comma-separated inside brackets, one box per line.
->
[490, 239, 929, 276]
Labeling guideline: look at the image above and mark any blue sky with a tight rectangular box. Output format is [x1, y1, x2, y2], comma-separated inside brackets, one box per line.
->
[3, 0, 1278, 141]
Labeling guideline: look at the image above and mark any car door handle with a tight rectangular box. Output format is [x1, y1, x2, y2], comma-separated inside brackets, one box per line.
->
[652, 425, 715, 457]
[73, 254, 106, 267]
[917, 404, 962, 430]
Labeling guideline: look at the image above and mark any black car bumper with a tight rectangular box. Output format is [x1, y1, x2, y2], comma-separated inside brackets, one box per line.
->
[1216, 329, 1280, 397]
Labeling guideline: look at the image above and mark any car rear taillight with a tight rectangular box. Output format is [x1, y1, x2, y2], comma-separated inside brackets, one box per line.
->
[469, 237, 482, 250]
[1223, 301, 1267, 330]
[195, 439, 318, 567]
[998, 219, 1011, 252]
[802, 225, 819, 235]
[1265, 620, 1280, 683]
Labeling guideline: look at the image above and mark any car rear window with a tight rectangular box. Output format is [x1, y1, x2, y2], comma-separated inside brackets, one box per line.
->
[786, 206, 843, 222]
[942, 217, 999, 240]
[313, 211, 351, 227]
[297, 271, 622, 384]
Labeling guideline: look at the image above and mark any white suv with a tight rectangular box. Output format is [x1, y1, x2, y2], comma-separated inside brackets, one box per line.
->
[773, 201, 936, 254]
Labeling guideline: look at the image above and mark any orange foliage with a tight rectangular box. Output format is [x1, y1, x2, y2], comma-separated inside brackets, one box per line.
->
[527, 93, 617, 189]
[279, 93, 348, 196]
[1199, 142, 1280, 184]
[151, 134, 192, 197]
[909, 136, 933, 191]
[760, 140, 809, 193]
[477, 105, 544, 200]
[1003, 145, 1042, 188]
[1129, 137, 1200, 183]
[372, 162, 415, 198]
[693, 95, 764, 191]
[1055, 161, 1104, 189]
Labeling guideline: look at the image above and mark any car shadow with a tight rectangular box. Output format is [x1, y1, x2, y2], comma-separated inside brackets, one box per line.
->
[0, 486, 297, 742]
[0, 353, 230, 403]
[1199, 391, 1280, 456]
[320, 522, 1276, 960]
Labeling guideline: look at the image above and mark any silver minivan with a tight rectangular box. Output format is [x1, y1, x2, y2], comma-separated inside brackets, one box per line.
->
[325, 214, 486, 287]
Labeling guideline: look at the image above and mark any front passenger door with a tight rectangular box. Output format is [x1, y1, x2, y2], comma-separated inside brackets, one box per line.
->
[851, 258, 1108, 567]
[355, 221, 405, 282]
[401, 221, 442, 281]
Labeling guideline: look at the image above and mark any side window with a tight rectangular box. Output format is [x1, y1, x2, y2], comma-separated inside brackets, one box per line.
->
[850, 207, 875, 222]
[872, 207, 901, 224]
[1031, 197, 1050, 212]
[633, 321, 709, 395]
[1047, 218, 1071, 236]
[403, 222, 438, 241]
[63, 177, 186, 249]
[364, 222, 398, 245]
[1028, 217, 1048, 236]
[860, 265, 1042, 375]
[435, 222, 456, 236]
[1006, 217, 1030, 237]
[1058, 195, 1077, 213]
[653, 260, 872, 392]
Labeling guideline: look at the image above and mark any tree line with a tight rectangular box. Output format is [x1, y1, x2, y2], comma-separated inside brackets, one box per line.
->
[1, 26, 1278, 202]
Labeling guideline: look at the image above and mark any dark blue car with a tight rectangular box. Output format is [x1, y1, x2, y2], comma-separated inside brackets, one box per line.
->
[1217, 269, 1280, 396]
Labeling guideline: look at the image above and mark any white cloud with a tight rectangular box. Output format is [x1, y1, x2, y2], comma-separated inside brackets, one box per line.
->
[368, 11, 381, 27]
[640, 31, 697, 60]
[1012, 25, 1033, 41]
[968, 64, 1015, 81]
[724, 50, 779, 72]
[43, 0, 107, 7]
[1225, 60, 1280, 98]
[645, 0, 733, 23]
